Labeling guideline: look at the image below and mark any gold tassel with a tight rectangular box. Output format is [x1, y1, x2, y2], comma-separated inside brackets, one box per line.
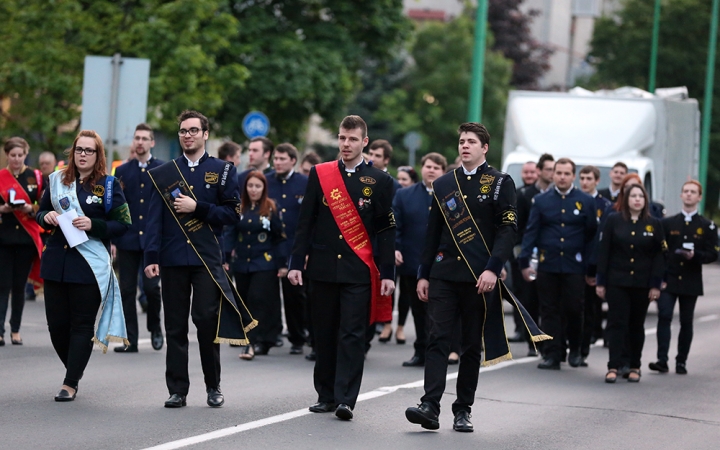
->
[531, 334, 553, 343]
[214, 337, 250, 346]
[92, 337, 109, 354]
[243, 319, 259, 333]
[482, 352, 513, 367]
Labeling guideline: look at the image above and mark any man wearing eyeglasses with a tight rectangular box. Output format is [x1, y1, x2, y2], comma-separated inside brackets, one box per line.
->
[113, 123, 164, 354]
[144, 110, 249, 409]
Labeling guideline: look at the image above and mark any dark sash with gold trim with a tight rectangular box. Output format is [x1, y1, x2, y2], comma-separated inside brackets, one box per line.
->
[0, 168, 43, 288]
[315, 162, 392, 324]
[148, 161, 256, 345]
[433, 171, 550, 366]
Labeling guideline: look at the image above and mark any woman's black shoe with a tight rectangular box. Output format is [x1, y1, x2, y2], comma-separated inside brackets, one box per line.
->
[54, 388, 76, 402]
[378, 329, 393, 343]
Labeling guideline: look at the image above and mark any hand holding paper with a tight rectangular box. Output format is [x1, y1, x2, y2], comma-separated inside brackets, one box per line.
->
[57, 209, 89, 248]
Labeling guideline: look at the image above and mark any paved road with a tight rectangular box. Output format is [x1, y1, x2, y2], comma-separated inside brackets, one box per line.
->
[3, 267, 720, 449]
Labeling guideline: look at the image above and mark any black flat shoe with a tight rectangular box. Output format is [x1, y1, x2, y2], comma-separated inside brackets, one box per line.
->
[289, 345, 304, 355]
[254, 343, 269, 355]
[537, 358, 560, 370]
[396, 334, 406, 345]
[0, 336, 5, 346]
[305, 349, 316, 361]
[309, 401, 336, 413]
[335, 404, 353, 420]
[405, 402, 439, 430]
[676, 363, 688, 375]
[649, 361, 669, 373]
[207, 387, 224, 407]
[11, 336, 22, 345]
[378, 329, 392, 343]
[402, 355, 425, 367]
[54, 388, 76, 402]
[568, 353, 583, 368]
[151, 330, 164, 351]
[453, 410, 474, 432]
[164, 393, 187, 408]
[114, 344, 138, 353]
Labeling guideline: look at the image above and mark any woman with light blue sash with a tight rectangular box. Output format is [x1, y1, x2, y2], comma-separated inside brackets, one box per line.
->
[36, 130, 131, 402]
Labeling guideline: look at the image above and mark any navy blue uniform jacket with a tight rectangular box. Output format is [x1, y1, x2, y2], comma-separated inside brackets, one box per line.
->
[393, 182, 433, 277]
[266, 170, 308, 259]
[228, 207, 287, 273]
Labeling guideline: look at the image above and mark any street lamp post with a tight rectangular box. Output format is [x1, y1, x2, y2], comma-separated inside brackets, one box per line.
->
[648, 0, 662, 93]
[700, 0, 720, 212]
[468, 0, 489, 123]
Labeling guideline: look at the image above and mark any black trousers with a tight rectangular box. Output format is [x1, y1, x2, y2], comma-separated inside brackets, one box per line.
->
[606, 285, 650, 369]
[0, 244, 35, 336]
[511, 258, 539, 346]
[400, 276, 428, 357]
[310, 281, 370, 408]
[656, 291, 698, 364]
[161, 266, 221, 396]
[536, 271, 585, 362]
[44, 280, 101, 389]
[117, 249, 161, 346]
[422, 279, 485, 415]
[396, 275, 412, 327]
[234, 270, 282, 347]
[581, 282, 603, 357]
[281, 276, 307, 347]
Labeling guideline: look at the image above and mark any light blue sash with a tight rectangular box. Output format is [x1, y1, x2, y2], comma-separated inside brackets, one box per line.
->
[49, 172, 129, 352]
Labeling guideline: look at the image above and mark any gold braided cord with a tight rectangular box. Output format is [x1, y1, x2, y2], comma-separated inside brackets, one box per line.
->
[483, 352, 513, 367]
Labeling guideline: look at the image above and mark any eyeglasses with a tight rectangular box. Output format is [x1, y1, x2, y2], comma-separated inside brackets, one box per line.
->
[134, 136, 152, 142]
[178, 127, 204, 137]
[74, 147, 97, 155]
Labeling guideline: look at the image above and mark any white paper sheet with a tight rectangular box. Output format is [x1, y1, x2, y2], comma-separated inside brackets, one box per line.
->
[56, 209, 89, 248]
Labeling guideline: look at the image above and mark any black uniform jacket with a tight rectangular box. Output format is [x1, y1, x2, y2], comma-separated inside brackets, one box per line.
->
[662, 212, 719, 296]
[289, 159, 395, 283]
[596, 212, 667, 289]
[36, 175, 130, 284]
[0, 167, 42, 247]
[228, 206, 286, 274]
[515, 182, 541, 245]
[418, 163, 518, 283]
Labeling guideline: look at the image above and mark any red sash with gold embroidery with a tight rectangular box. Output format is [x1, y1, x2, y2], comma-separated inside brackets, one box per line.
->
[0, 168, 43, 287]
[315, 162, 391, 324]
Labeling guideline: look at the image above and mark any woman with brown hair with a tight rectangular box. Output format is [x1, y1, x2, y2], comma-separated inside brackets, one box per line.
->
[226, 171, 286, 360]
[0, 137, 44, 346]
[36, 130, 130, 401]
[596, 183, 666, 383]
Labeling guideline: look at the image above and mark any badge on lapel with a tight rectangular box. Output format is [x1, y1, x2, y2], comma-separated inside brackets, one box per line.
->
[479, 174, 495, 185]
[93, 185, 105, 197]
[205, 172, 219, 184]
[60, 197, 70, 210]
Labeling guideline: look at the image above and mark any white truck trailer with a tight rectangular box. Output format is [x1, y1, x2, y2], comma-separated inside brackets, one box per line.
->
[500, 88, 700, 215]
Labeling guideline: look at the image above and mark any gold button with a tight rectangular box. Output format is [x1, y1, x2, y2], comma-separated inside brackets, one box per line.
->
[141, 168, 146, 172]
[247, 231, 251, 235]
[630, 258, 634, 263]
[562, 195, 566, 199]
[561, 223, 565, 227]
[560, 238, 564, 242]
[339, 235, 343, 240]
[346, 173, 351, 177]
[457, 256, 462, 260]
[282, 194, 286, 198]
[190, 168, 195, 172]
[247, 258, 251, 262]
[630, 244, 634, 249]
[64, 245, 68, 249]
[282, 208, 286, 213]
[139, 215, 143, 220]
[190, 186, 194, 190]
[140, 183, 144, 188]
[463, 195, 467, 199]
[140, 199, 144, 203]
[338, 254, 342, 259]
[139, 231, 143, 235]
[560, 252, 564, 256]
[680, 262, 684, 266]
[630, 271, 634, 275]
[561, 209, 565, 213]
[248, 219, 252, 223]
[429, 206, 432, 211]
[679, 275, 683, 280]
[15, 225, 19, 230]
[187, 239, 191, 244]
[631, 231, 635, 236]
[467, 176, 471, 180]
[247, 245, 251, 248]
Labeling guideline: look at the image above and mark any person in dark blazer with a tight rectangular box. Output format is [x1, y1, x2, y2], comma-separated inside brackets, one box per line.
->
[238, 137, 274, 192]
[520, 158, 597, 370]
[394, 153, 446, 367]
[228, 171, 286, 359]
[649, 180, 718, 375]
[598, 161, 627, 203]
[266, 143, 309, 356]
[112, 124, 164, 353]
[36, 130, 131, 401]
[596, 183, 666, 383]
[288, 115, 395, 421]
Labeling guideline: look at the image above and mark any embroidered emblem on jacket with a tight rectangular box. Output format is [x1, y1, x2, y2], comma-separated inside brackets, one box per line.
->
[479, 174, 495, 185]
[205, 172, 219, 184]
[92, 185, 105, 197]
[359, 176, 376, 185]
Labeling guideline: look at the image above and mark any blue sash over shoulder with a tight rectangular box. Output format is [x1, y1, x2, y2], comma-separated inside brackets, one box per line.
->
[49, 172, 129, 352]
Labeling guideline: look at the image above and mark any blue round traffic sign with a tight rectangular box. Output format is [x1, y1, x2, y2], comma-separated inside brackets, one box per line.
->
[242, 111, 270, 139]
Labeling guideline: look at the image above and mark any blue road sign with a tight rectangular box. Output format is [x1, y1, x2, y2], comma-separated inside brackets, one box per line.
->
[242, 111, 270, 139]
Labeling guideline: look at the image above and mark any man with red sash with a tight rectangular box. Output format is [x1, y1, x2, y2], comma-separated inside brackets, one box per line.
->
[288, 115, 396, 421]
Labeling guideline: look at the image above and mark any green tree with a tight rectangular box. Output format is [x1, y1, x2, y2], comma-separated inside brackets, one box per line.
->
[372, 13, 513, 168]
[587, 0, 720, 214]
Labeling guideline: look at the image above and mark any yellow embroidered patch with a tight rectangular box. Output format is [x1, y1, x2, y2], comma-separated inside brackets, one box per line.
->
[264, 252, 272, 262]
[92, 185, 105, 197]
[330, 188, 342, 201]
[501, 210, 516, 224]
[575, 201, 582, 210]
[480, 185, 491, 194]
[359, 176, 376, 185]
[646, 225, 654, 232]
[697, 227, 704, 235]
[479, 174, 495, 185]
[362, 187, 372, 197]
[205, 172, 219, 184]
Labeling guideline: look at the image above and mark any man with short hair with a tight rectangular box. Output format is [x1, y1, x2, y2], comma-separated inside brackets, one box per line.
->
[145, 110, 250, 409]
[368, 139, 401, 194]
[300, 151, 322, 176]
[520, 158, 597, 370]
[649, 181, 718, 375]
[288, 115, 395, 421]
[578, 165, 612, 365]
[238, 137, 274, 195]
[38, 151, 57, 178]
[266, 143, 310, 356]
[520, 161, 538, 187]
[394, 152, 447, 368]
[598, 162, 628, 203]
[113, 123, 165, 353]
[217, 141, 242, 168]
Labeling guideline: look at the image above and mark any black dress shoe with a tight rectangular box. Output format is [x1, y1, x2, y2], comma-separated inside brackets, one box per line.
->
[207, 387, 224, 407]
[54, 388, 76, 402]
[254, 343, 269, 355]
[453, 410, 474, 432]
[579, 357, 589, 367]
[568, 353, 583, 368]
[507, 332, 524, 343]
[405, 402, 439, 430]
[164, 393, 187, 408]
[335, 403, 353, 420]
[0, 336, 4, 346]
[537, 358, 560, 370]
[309, 401, 336, 413]
[275, 337, 284, 348]
[402, 355, 425, 367]
[114, 344, 138, 353]
[290, 345, 304, 355]
[649, 361, 669, 373]
[676, 363, 688, 375]
[151, 330, 164, 351]
[305, 349, 316, 361]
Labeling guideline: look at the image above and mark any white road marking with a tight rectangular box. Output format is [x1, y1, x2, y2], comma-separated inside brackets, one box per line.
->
[141, 314, 718, 450]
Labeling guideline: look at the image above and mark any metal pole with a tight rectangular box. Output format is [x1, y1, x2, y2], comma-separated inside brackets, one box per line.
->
[566, 15, 577, 90]
[107, 53, 122, 161]
[468, 0, 489, 123]
[700, 0, 720, 212]
[648, 0, 661, 93]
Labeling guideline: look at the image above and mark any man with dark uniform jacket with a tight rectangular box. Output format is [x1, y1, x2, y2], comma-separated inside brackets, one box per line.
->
[144, 110, 241, 409]
[113, 123, 164, 353]
[649, 180, 718, 375]
[288, 115, 395, 421]
[598, 161, 627, 203]
[405, 123, 518, 433]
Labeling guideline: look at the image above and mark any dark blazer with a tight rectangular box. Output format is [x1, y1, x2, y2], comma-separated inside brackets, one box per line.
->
[586, 193, 613, 276]
[393, 182, 433, 277]
[596, 213, 666, 289]
[112, 157, 164, 251]
[519, 187, 597, 275]
[144, 153, 240, 268]
[266, 170, 308, 258]
[228, 206, 286, 273]
[36, 175, 129, 284]
[598, 187, 619, 203]
[289, 160, 395, 283]
[418, 163, 518, 283]
[515, 183, 541, 244]
[0, 167, 42, 247]
[662, 212, 719, 296]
